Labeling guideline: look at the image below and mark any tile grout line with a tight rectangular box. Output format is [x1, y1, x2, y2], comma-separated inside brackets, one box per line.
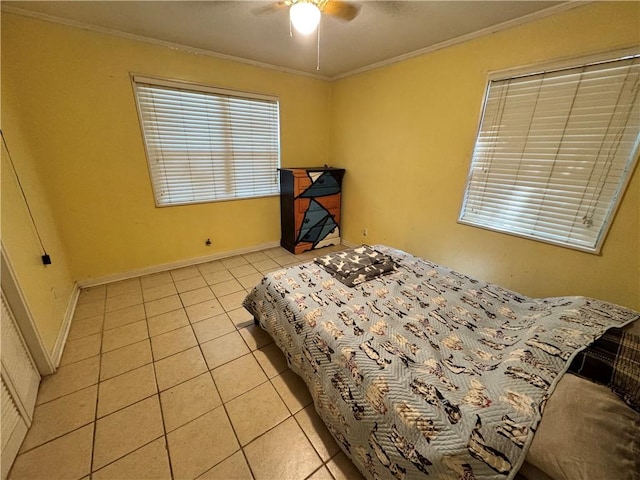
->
[96, 301, 254, 396]
[264, 374, 332, 475]
[245, 248, 345, 480]
[173, 267, 243, 479]
[14, 393, 98, 458]
[173, 259, 267, 478]
[145, 294, 177, 480]
[13, 293, 106, 469]
[91, 436, 167, 478]
[225, 304, 330, 476]
[142, 274, 179, 480]
[89, 286, 109, 479]
[91, 278, 168, 477]
[177, 256, 278, 478]
[50, 247, 344, 480]
[91, 278, 172, 477]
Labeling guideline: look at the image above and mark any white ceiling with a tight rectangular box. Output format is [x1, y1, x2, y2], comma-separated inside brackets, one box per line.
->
[4, 1, 570, 79]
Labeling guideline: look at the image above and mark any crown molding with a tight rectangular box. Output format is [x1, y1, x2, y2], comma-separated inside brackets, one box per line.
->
[1, 5, 331, 81]
[3, 2, 589, 82]
[330, 2, 589, 80]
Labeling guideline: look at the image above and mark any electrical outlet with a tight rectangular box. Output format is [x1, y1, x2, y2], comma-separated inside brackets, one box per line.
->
[362, 228, 368, 236]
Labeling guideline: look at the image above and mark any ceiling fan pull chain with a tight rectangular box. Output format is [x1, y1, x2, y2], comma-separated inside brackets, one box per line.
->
[316, 17, 321, 71]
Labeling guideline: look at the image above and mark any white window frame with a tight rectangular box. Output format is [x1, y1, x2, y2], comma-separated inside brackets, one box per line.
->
[132, 75, 281, 207]
[459, 49, 640, 254]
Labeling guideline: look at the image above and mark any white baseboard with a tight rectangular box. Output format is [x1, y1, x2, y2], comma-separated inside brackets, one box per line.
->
[56, 242, 280, 368]
[56, 240, 358, 366]
[77, 241, 281, 288]
[51, 282, 80, 369]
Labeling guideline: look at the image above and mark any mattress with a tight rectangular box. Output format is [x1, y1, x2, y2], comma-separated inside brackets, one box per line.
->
[243, 245, 639, 480]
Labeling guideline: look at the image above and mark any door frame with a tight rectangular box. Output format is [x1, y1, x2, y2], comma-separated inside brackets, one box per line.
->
[1, 245, 55, 376]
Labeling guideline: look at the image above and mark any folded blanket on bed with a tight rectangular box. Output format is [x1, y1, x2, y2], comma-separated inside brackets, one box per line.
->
[569, 327, 640, 412]
[314, 245, 396, 287]
[244, 245, 640, 480]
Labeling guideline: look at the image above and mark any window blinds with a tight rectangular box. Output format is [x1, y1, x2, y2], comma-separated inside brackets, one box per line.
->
[459, 55, 640, 253]
[133, 76, 281, 206]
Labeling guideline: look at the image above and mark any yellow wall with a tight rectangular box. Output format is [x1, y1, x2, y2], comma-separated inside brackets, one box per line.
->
[3, 0, 639, 354]
[2, 13, 332, 281]
[331, 2, 640, 310]
[2, 94, 76, 354]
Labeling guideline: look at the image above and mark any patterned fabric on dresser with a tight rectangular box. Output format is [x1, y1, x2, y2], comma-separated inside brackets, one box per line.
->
[243, 245, 639, 480]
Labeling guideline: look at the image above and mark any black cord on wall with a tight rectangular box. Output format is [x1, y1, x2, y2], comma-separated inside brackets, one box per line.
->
[1, 130, 52, 265]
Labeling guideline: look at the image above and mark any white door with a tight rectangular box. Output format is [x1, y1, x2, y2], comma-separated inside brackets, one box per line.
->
[0, 293, 41, 480]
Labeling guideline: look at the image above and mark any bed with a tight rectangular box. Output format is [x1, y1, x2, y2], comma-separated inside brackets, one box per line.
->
[243, 245, 639, 480]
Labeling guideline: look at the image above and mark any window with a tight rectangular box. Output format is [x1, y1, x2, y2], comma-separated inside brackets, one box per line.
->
[459, 53, 640, 253]
[133, 76, 281, 206]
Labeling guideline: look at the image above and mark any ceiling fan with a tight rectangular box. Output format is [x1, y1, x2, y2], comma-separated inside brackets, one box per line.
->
[253, 0, 361, 35]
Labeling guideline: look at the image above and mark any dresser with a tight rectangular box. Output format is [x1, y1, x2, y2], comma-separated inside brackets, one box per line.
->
[279, 167, 345, 254]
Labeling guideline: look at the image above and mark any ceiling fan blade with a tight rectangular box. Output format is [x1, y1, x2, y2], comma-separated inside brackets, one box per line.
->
[322, 1, 360, 21]
[252, 2, 288, 16]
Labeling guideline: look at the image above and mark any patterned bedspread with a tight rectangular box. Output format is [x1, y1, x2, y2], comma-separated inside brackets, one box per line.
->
[243, 246, 639, 480]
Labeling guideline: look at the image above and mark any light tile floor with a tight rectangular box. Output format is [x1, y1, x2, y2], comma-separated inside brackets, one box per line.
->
[9, 244, 365, 480]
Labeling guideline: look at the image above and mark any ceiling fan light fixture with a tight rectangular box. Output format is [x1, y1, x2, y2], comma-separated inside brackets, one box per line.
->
[290, 2, 321, 35]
